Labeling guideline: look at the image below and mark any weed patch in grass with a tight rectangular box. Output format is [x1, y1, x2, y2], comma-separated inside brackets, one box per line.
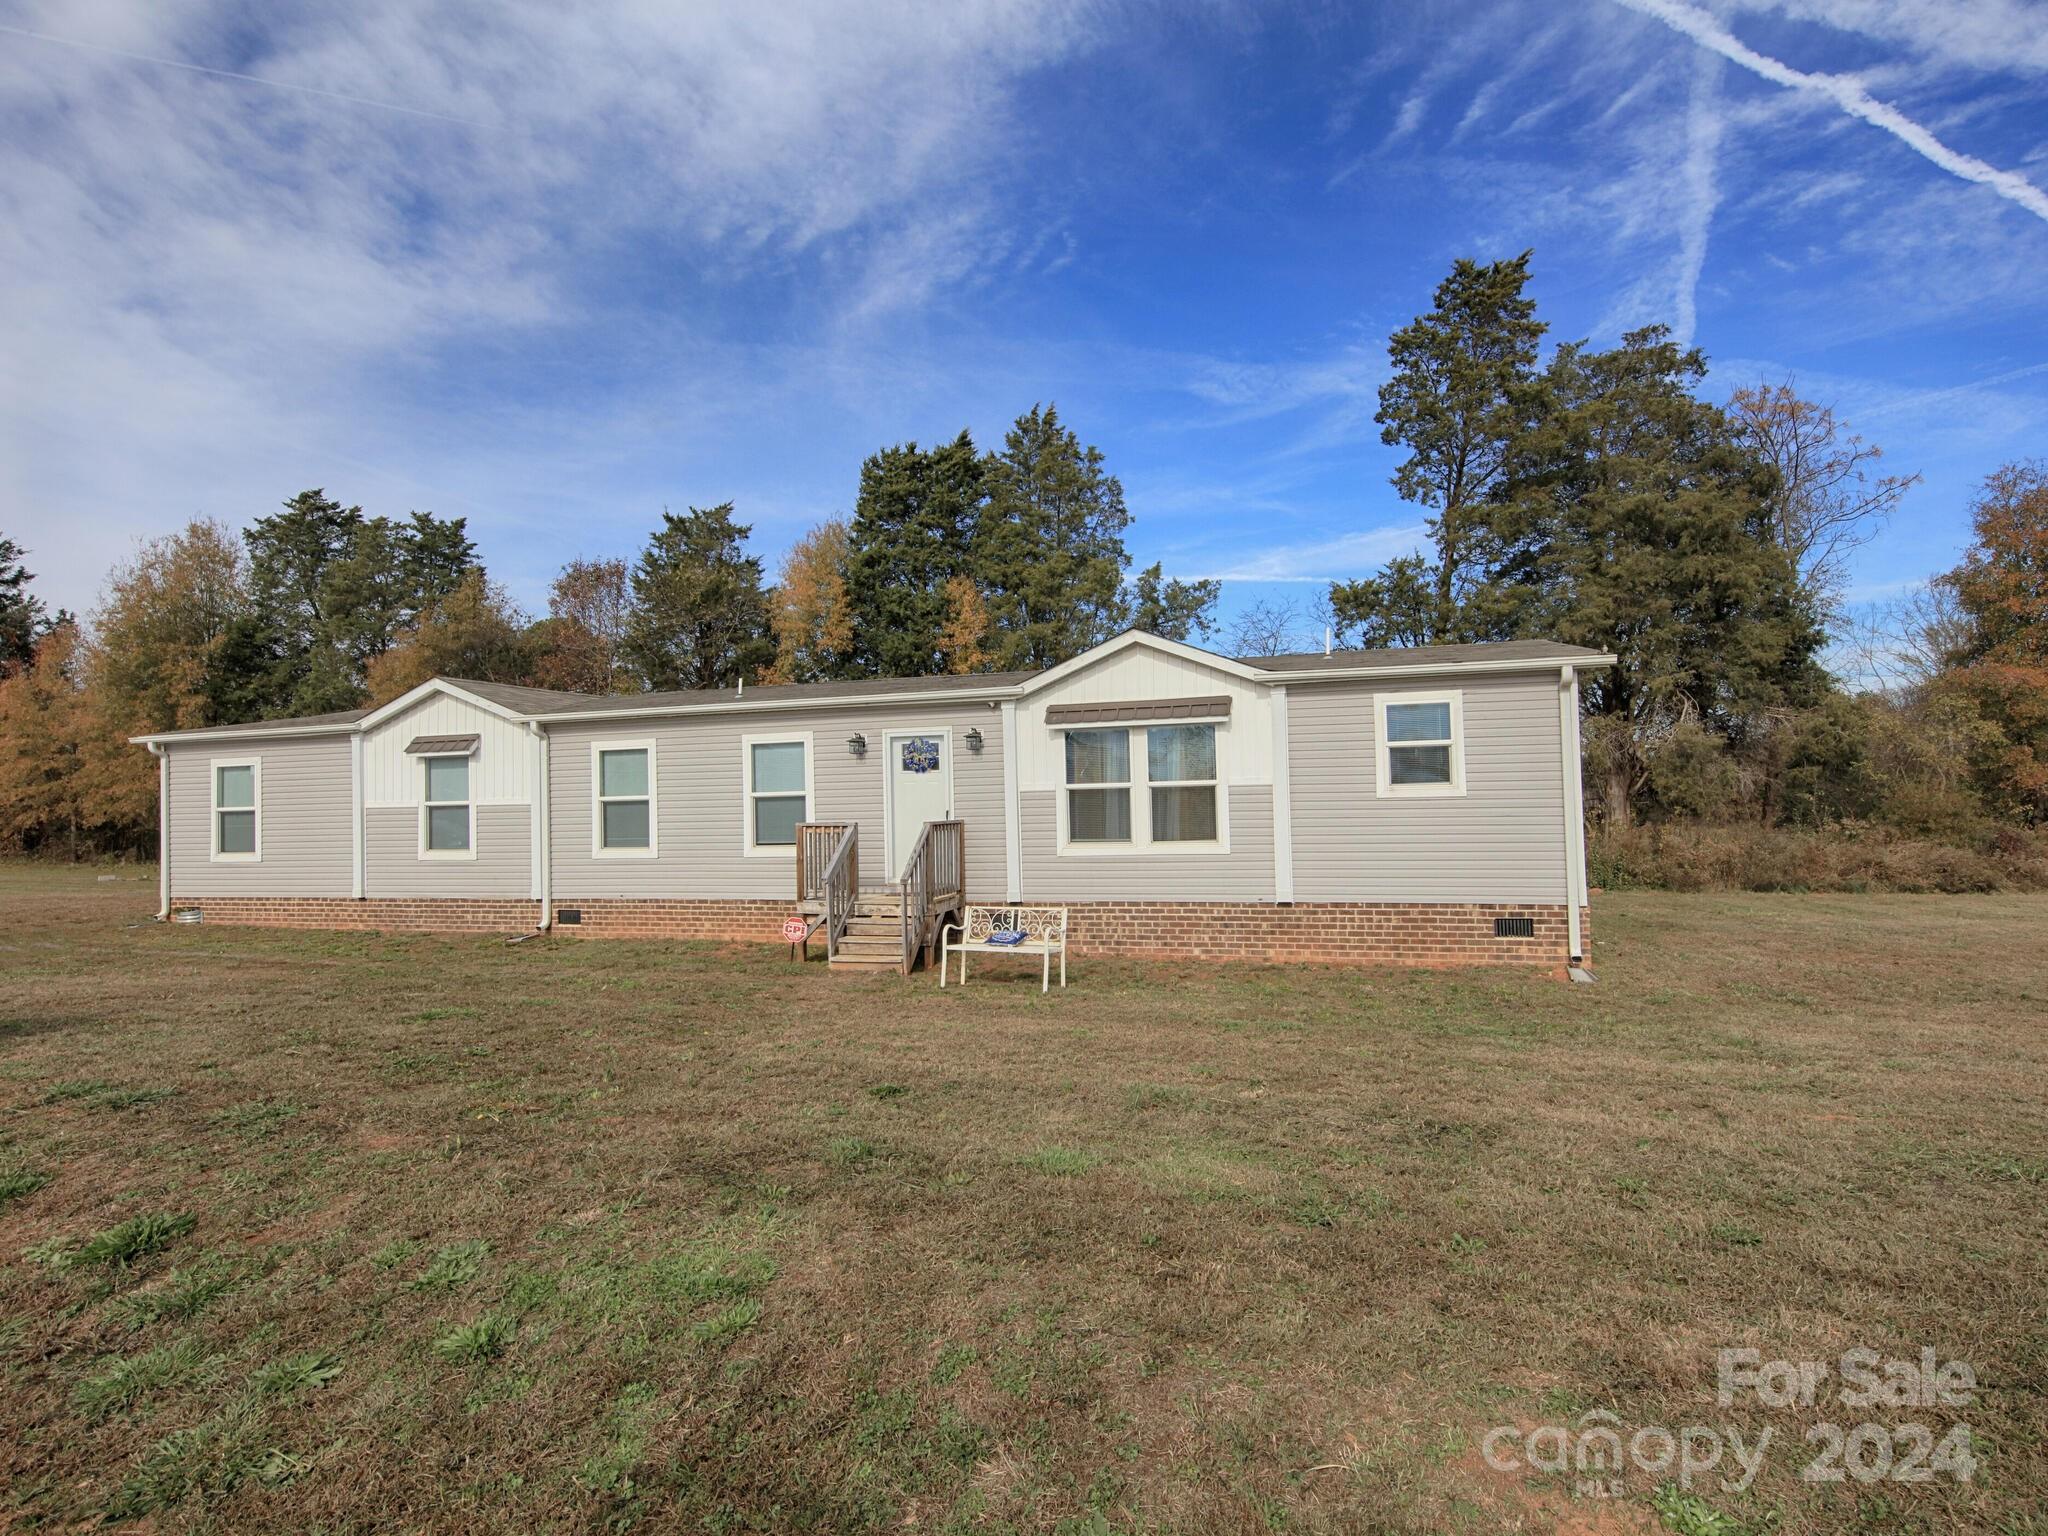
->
[249, 1351, 342, 1396]
[408, 1239, 489, 1292]
[72, 1338, 219, 1419]
[691, 1298, 761, 1345]
[826, 1136, 879, 1167]
[0, 1166, 50, 1206]
[212, 1098, 302, 1138]
[432, 1314, 512, 1366]
[111, 1257, 243, 1330]
[53, 1212, 198, 1272]
[1023, 1145, 1101, 1176]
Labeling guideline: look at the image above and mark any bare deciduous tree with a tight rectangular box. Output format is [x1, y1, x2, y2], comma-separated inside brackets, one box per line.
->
[1227, 596, 1332, 659]
[1727, 380, 1920, 610]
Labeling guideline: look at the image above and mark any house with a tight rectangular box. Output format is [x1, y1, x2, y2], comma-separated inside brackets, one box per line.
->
[132, 631, 1611, 972]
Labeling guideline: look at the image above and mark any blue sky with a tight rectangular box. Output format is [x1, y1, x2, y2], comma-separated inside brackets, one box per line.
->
[5, 0, 2046, 654]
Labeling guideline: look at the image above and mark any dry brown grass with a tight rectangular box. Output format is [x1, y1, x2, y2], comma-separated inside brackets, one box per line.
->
[1, 865, 2044, 1534]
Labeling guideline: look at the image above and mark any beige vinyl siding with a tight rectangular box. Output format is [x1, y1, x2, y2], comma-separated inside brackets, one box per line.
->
[365, 805, 530, 898]
[548, 702, 1007, 901]
[1019, 785, 1275, 902]
[165, 736, 353, 898]
[1287, 673, 1568, 902]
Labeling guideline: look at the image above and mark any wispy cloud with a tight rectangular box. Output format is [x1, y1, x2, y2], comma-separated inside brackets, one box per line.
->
[1613, 0, 2048, 222]
[1183, 525, 1429, 584]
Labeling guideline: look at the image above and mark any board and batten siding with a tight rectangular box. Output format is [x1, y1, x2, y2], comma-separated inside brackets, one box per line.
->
[365, 805, 531, 898]
[546, 701, 1007, 902]
[1019, 785, 1276, 902]
[361, 692, 530, 807]
[1286, 672, 1568, 903]
[165, 735, 353, 897]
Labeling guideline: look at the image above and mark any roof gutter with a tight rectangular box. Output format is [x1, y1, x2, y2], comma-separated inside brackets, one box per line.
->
[146, 742, 170, 920]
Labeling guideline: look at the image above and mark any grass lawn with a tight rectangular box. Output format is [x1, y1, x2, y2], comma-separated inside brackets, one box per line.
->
[1, 865, 2044, 1534]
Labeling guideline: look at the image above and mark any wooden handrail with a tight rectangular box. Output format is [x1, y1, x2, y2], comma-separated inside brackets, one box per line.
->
[796, 822, 853, 904]
[819, 824, 858, 959]
[898, 820, 964, 975]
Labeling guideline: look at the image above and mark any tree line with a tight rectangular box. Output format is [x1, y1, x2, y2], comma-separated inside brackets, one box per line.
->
[0, 405, 1222, 856]
[1323, 251, 2043, 856]
[2, 254, 2041, 867]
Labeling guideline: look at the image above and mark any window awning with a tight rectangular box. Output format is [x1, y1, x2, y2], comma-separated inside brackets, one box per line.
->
[405, 734, 480, 756]
[1044, 695, 1231, 725]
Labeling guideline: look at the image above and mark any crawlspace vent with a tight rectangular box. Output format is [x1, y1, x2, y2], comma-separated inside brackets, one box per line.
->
[1494, 916, 1536, 938]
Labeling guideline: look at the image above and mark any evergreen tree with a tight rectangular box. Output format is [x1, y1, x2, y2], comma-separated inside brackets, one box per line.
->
[1491, 327, 1821, 825]
[1122, 562, 1220, 644]
[622, 503, 775, 690]
[844, 433, 984, 677]
[243, 489, 479, 715]
[1, 535, 52, 676]
[974, 405, 1132, 670]
[1332, 251, 1544, 646]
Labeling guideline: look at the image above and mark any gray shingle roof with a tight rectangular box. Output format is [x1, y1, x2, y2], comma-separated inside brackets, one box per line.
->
[447, 669, 1039, 719]
[1244, 639, 1607, 672]
[138, 637, 1605, 742]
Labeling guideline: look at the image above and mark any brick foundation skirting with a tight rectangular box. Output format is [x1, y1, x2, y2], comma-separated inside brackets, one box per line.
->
[171, 896, 542, 934]
[170, 895, 1591, 969]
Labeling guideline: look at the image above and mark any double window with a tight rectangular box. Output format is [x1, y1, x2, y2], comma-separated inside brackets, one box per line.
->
[1063, 724, 1222, 849]
[211, 760, 260, 861]
[593, 741, 656, 857]
[421, 755, 473, 855]
[1374, 691, 1465, 797]
[744, 736, 810, 853]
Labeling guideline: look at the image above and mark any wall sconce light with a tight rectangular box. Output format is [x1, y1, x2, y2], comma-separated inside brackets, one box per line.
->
[964, 728, 984, 753]
[847, 733, 867, 757]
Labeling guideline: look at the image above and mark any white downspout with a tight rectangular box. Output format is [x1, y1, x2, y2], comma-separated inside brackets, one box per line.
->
[1558, 665, 1588, 965]
[529, 722, 552, 930]
[350, 733, 366, 900]
[1269, 685, 1294, 903]
[1000, 700, 1021, 903]
[147, 743, 170, 919]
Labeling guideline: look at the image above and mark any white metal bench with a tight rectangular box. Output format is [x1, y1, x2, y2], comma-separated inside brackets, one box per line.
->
[939, 905, 1068, 993]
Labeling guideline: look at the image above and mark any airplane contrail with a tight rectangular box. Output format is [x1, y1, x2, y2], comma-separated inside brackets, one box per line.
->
[1612, 0, 2048, 224]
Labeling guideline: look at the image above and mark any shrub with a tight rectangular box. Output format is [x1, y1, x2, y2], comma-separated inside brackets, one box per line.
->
[1587, 822, 2048, 894]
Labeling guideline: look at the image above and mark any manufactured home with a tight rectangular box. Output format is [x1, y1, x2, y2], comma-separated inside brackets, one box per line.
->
[133, 631, 1608, 973]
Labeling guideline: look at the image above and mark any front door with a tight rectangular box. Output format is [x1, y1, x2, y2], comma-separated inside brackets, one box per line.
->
[886, 731, 953, 880]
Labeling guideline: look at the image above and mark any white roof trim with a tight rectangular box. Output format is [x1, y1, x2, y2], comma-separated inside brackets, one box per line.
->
[129, 721, 360, 746]
[353, 678, 530, 732]
[1015, 631, 1263, 696]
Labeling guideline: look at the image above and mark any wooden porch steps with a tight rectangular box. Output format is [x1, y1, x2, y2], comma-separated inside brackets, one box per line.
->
[827, 898, 911, 971]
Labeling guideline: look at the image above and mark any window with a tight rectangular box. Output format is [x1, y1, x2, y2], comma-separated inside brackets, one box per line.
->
[592, 740, 657, 858]
[744, 736, 809, 853]
[1148, 724, 1217, 841]
[1065, 728, 1132, 843]
[211, 759, 259, 861]
[1374, 691, 1465, 797]
[421, 755, 473, 855]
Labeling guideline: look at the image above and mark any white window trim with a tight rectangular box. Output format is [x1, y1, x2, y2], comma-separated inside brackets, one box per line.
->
[740, 731, 812, 858]
[1056, 723, 1231, 856]
[591, 738, 658, 860]
[1373, 689, 1467, 798]
[210, 756, 261, 863]
[418, 754, 477, 861]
